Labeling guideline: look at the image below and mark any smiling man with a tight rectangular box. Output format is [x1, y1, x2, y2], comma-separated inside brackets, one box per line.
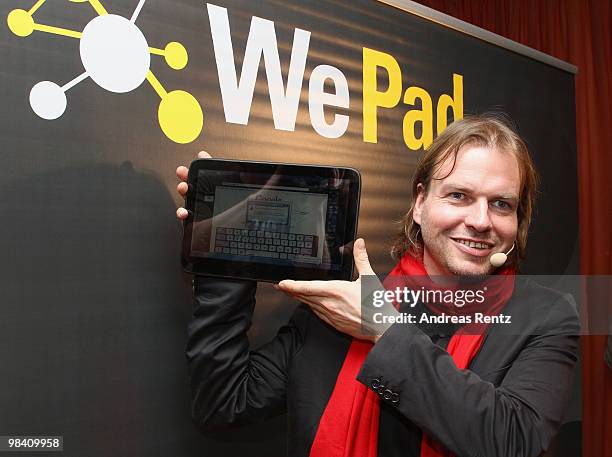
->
[414, 144, 520, 277]
[179, 114, 579, 457]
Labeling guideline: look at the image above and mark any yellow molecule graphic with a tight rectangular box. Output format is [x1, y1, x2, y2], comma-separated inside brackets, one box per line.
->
[7, 0, 203, 144]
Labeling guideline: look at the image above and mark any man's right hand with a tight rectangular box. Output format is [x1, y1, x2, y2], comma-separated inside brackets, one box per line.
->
[176, 150, 212, 220]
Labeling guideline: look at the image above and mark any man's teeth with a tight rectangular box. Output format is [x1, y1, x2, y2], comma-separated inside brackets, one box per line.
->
[456, 239, 489, 249]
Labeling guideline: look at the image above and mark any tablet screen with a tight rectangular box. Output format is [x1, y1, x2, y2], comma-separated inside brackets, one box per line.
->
[182, 160, 360, 282]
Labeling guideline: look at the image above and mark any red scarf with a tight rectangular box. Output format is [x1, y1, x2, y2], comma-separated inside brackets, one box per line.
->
[309, 253, 515, 457]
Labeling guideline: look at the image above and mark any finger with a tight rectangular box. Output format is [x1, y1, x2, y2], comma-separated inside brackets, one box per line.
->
[177, 181, 188, 197]
[278, 288, 324, 308]
[291, 295, 330, 318]
[176, 207, 188, 220]
[197, 150, 212, 159]
[277, 279, 332, 296]
[176, 165, 189, 182]
[295, 294, 321, 309]
[274, 284, 304, 300]
[275, 285, 326, 308]
[353, 238, 375, 276]
[276, 287, 300, 300]
[292, 293, 330, 309]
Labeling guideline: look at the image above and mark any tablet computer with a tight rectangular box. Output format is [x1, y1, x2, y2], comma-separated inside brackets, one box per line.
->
[181, 159, 361, 282]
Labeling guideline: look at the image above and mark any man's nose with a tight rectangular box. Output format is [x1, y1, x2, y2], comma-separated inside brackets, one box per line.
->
[464, 199, 492, 232]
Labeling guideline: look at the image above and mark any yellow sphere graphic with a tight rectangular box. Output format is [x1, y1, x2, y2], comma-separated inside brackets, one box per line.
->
[164, 42, 188, 70]
[158, 90, 203, 144]
[7, 1, 203, 145]
[7, 9, 34, 37]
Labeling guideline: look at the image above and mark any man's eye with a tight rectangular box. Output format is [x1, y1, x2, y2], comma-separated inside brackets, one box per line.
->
[450, 192, 464, 200]
[493, 200, 510, 209]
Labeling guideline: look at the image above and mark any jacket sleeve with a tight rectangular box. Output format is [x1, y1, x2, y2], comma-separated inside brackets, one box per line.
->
[356, 293, 580, 457]
[186, 275, 311, 430]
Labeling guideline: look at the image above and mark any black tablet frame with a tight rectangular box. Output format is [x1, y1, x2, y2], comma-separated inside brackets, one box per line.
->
[181, 158, 361, 282]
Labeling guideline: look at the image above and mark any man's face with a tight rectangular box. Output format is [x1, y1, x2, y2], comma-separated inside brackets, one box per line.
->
[413, 145, 520, 277]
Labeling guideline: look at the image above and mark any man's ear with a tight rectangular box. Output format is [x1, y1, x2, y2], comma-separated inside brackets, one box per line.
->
[413, 183, 426, 225]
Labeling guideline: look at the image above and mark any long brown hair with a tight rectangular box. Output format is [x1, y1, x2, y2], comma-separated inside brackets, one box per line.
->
[391, 113, 539, 266]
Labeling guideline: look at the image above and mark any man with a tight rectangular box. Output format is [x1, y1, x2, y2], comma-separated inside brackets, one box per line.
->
[176, 115, 579, 457]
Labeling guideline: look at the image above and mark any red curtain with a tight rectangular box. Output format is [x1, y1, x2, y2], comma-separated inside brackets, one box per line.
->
[414, 1, 612, 456]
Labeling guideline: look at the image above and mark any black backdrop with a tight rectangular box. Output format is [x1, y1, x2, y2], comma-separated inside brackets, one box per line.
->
[0, 0, 578, 456]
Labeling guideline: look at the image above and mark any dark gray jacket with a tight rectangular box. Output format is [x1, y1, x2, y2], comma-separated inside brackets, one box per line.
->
[186, 276, 579, 457]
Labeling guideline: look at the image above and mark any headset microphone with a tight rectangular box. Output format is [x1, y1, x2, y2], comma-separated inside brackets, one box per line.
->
[489, 243, 516, 267]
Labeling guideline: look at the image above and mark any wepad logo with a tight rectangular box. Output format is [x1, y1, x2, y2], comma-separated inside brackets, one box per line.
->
[8, 1, 463, 148]
[206, 3, 464, 149]
[7, 0, 203, 144]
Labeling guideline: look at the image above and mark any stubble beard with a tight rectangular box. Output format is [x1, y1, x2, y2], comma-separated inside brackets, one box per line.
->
[420, 225, 495, 278]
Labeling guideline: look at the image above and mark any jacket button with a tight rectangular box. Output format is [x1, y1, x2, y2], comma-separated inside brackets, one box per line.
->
[371, 378, 382, 389]
[383, 389, 393, 400]
[391, 392, 400, 403]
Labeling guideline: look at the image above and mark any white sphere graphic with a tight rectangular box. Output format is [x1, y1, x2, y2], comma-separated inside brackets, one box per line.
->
[30, 81, 67, 120]
[80, 14, 150, 93]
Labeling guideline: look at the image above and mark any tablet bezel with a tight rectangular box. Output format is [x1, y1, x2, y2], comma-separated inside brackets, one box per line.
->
[181, 158, 361, 282]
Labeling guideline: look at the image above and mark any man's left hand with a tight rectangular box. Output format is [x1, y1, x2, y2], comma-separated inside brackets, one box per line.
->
[276, 238, 383, 343]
